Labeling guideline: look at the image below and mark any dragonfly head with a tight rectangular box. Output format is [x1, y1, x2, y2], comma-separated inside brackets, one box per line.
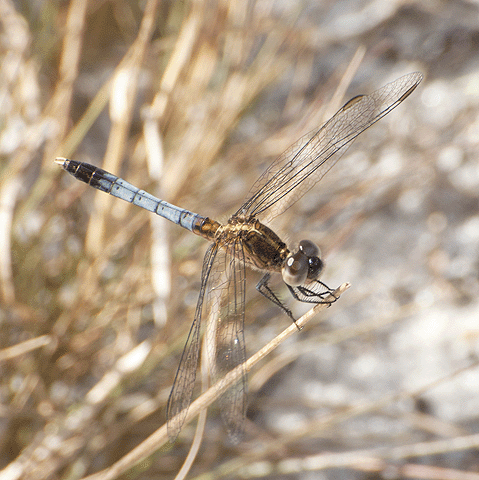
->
[282, 240, 323, 286]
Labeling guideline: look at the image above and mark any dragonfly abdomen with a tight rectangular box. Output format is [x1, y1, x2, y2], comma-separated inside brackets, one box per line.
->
[56, 158, 205, 233]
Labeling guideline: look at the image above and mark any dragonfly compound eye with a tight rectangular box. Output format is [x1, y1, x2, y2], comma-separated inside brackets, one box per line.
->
[298, 239, 320, 257]
[307, 255, 324, 280]
[298, 240, 323, 279]
[282, 251, 308, 286]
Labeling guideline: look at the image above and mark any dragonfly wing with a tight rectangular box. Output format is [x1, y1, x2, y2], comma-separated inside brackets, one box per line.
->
[206, 241, 247, 443]
[238, 72, 423, 221]
[166, 243, 218, 442]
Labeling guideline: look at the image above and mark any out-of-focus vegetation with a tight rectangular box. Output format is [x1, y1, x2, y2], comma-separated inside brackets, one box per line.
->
[2, 1, 479, 479]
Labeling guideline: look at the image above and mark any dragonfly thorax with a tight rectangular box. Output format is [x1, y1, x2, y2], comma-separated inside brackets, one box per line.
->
[217, 216, 289, 272]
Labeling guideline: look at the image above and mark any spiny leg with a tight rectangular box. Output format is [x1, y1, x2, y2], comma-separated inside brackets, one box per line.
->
[287, 280, 338, 305]
[256, 274, 301, 331]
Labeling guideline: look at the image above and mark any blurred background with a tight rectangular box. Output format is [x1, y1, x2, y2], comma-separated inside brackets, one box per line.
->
[1, 0, 479, 478]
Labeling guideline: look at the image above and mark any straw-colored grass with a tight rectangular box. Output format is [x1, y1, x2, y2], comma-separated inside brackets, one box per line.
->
[2, 1, 479, 480]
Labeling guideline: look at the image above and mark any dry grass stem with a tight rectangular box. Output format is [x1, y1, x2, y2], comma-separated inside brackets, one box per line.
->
[2, 0, 479, 479]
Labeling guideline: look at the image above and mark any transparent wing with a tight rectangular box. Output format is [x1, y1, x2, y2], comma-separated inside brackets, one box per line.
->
[166, 243, 218, 442]
[205, 241, 247, 443]
[237, 72, 423, 221]
[166, 240, 247, 442]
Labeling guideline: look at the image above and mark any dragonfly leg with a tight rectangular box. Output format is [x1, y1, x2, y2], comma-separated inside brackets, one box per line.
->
[256, 274, 301, 330]
[286, 280, 338, 305]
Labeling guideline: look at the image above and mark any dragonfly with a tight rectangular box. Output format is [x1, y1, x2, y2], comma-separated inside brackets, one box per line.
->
[56, 71, 423, 442]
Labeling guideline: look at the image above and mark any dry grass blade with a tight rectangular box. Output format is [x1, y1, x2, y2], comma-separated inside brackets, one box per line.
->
[84, 0, 160, 257]
[189, 360, 479, 480]
[3, 0, 479, 479]
[80, 283, 348, 480]
[0, 335, 52, 362]
[236, 433, 479, 478]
